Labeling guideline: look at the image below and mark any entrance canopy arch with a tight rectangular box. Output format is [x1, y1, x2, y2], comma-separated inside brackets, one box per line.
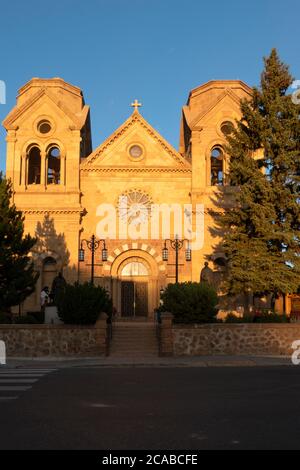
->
[110, 249, 160, 279]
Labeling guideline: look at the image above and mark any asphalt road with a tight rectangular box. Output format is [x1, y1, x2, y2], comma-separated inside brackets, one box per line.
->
[0, 365, 300, 450]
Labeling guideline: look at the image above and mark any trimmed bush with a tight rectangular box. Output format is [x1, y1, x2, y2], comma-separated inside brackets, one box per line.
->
[225, 312, 290, 323]
[26, 311, 45, 323]
[160, 282, 218, 324]
[0, 312, 12, 324]
[57, 282, 112, 325]
[14, 315, 38, 324]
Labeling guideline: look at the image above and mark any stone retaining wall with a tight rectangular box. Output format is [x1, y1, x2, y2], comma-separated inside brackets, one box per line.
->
[173, 323, 300, 356]
[0, 315, 108, 357]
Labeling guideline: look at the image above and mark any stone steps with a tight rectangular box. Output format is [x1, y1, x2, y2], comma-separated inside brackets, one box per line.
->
[109, 321, 159, 357]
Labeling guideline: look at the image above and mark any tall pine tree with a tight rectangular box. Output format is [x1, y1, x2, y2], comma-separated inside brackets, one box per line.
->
[220, 49, 300, 312]
[0, 173, 38, 313]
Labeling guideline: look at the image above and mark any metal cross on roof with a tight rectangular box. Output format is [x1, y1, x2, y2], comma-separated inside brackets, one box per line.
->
[131, 99, 142, 112]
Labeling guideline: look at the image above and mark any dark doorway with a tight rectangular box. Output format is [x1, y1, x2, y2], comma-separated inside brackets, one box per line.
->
[121, 281, 148, 317]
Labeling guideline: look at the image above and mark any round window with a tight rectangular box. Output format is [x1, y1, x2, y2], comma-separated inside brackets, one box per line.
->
[221, 121, 234, 136]
[37, 120, 52, 134]
[129, 144, 143, 159]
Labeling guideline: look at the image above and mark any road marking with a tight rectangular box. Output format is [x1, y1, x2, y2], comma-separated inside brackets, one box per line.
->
[0, 369, 56, 401]
[7, 369, 56, 372]
[0, 386, 31, 391]
[0, 396, 18, 401]
[0, 379, 38, 383]
[0, 373, 44, 377]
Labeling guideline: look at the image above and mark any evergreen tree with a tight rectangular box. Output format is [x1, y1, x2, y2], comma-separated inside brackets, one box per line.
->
[220, 49, 300, 311]
[0, 173, 38, 313]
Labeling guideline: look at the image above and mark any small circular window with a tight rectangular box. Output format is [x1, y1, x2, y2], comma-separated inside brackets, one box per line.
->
[37, 120, 52, 134]
[129, 144, 143, 159]
[221, 121, 234, 136]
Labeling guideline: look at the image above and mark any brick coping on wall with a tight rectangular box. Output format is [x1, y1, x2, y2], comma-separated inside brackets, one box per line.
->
[0, 324, 96, 330]
[173, 323, 298, 329]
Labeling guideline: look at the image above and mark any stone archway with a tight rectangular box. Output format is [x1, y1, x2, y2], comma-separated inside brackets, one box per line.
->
[109, 247, 165, 320]
[119, 257, 150, 317]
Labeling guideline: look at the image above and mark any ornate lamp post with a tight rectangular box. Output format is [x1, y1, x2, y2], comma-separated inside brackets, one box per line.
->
[162, 235, 191, 283]
[79, 234, 108, 285]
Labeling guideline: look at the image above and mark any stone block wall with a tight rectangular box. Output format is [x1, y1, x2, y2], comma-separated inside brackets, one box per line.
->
[173, 324, 300, 356]
[0, 321, 107, 357]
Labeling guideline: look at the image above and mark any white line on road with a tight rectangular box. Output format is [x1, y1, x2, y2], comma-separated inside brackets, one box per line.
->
[0, 396, 18, 400]
[4, 369, 56, 372]
[0, 373, 44, 377]
[0, 379, 38, 383]
[0, 386, 32, 391]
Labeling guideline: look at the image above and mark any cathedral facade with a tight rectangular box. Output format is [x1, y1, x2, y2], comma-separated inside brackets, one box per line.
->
[3, 78, 252, 318]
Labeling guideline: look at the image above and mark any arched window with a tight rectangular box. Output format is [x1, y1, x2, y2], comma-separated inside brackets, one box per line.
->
[27, 146, 41, 185]
[210, 146, 224, 186]
[121, 261, 148, 277]
[47, 146, 61, 184]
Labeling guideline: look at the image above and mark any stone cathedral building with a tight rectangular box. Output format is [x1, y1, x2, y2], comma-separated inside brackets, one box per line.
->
[3, 77, 253, 318]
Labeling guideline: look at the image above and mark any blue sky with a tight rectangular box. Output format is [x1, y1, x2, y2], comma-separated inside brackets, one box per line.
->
[0, 0, 299, 171]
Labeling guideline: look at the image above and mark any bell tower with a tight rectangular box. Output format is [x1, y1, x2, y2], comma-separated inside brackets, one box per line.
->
[179, 80, 252, 190]
[2, 78, 92, 302]
[3, 77, 92, 198]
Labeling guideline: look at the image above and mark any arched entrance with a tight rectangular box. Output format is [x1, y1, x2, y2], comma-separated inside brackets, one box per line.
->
[110, 248, 164, 320]
[120, 258, 149, 317]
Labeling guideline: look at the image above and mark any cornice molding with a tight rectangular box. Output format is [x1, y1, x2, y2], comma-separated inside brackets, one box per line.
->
[80, 166, 191, 174]
[22, 209, 82, 215]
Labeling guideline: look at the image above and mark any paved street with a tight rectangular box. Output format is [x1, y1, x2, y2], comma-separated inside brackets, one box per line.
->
[0, 364, 300, 450]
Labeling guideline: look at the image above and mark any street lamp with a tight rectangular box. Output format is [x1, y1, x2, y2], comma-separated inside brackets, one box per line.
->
[79, 234, 107, 285]
[162, 236, 191, 283]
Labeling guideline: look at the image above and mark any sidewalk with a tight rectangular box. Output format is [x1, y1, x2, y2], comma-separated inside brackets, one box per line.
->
[1, 354, 293, 369]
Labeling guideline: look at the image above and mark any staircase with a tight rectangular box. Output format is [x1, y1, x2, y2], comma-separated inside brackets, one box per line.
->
[109, 321, 159, 358]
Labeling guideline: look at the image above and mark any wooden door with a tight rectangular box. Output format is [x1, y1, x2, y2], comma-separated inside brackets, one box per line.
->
[121, 281, 134, 317]
[135, 282, 148, 317]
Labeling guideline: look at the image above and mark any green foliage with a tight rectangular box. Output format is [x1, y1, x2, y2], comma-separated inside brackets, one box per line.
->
[160, 282, 218, 323]
[225, 312, 289, 323]
[0, 173, 39, 312]
[0, 312, 12, 324]
[14, 314, 39, 324]
[219, 49, 300, 305]
[26, 311, 45, 323]
[57, 282, 112, 325]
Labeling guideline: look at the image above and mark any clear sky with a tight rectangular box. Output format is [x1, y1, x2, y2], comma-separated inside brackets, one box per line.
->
[0, 0, 299, 171]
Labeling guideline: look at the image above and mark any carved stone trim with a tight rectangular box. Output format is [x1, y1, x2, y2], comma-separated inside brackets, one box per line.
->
[80, 167, 191, 173]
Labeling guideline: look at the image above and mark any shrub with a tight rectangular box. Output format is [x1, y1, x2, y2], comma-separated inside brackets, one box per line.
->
[225, 312, 289, 323]
[26, 311, 45, 323]
[0, 312, 12, 324]
[14, 315, 38, 324]
[224, 313, 245, 323]
[160, 282, 218, 324]
[253, 313, 289, 323]
[57, 282, 112, 325]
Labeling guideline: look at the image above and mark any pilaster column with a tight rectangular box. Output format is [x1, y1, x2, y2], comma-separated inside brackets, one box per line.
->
[159, 312, 174, 357]
[5, 130, 17, 189]
[41, 150, 46, 187]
